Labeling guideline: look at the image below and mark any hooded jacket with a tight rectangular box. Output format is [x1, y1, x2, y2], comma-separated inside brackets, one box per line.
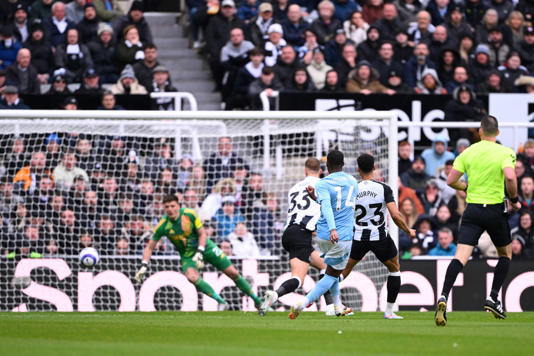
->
[421, 134, 455, 176]
[307, 58, 333, 90]
[415, 67, 446, 94]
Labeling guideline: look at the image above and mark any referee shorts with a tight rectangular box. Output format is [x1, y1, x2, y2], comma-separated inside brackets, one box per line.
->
[281, 224, 314, 263]
[350, 235, 398, 263]
[458, 203, 512, 247]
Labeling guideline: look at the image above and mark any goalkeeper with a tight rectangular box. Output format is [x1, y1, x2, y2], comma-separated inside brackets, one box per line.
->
[135, 194, 262, 310]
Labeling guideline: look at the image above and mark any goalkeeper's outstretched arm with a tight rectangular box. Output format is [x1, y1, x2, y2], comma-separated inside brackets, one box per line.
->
[135, 240, 157, 282]
[386, 202, 416, 238]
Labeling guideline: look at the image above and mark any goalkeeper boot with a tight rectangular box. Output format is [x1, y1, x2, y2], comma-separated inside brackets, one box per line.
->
[484, 298, 506, 319]
[434, 296, 447, 327]
[259, 290, 278, 316]
[289, 302, 304, 319]
[383, 312, 403, 320]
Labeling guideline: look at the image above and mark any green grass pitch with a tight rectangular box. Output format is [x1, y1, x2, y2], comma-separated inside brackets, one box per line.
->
[1, 311, 534, 355]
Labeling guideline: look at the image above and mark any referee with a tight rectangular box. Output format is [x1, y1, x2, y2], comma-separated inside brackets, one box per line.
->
[434, 115, 521, 327]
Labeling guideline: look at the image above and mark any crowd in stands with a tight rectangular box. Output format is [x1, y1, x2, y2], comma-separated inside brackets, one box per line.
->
[396, 135, 534, 260]
[0, 134, 284, 258]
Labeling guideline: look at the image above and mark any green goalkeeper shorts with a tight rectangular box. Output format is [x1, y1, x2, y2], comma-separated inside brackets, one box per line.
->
[180, 239, 232, 273]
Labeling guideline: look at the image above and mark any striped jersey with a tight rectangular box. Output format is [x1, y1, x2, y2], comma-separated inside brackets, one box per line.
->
[285, 176, 321, 231]
[354, 180, 395, 241]
[315, 171, 359, 242]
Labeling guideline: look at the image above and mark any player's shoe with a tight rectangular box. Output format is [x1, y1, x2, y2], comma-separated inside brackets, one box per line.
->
[218, 302, 230, 311]
[484, 298, 506, 319]
[325, 304, 336, 316]
[384, 312, 403, 320]
[289, 302, 304, 319]
[434, 296, 447, 326]
[258, 290, 278, 316]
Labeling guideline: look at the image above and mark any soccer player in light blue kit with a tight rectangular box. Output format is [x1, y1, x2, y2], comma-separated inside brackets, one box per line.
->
[289, 150, 358, 319]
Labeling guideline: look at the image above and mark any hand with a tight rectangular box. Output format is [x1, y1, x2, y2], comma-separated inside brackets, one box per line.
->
[330, 229, 339, 244]
[134, 263, 148, 283]
[306, 185, 316, 200]
[360, 89, 372, 95]
[408, 229, 416, 239]
[512, 201, 521, 211]
[193, 251, 205, 269]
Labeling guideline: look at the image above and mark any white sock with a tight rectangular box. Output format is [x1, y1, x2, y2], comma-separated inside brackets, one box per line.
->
[333, 294, 341, 307]
[386, 302, 394, 315]
[300, 297, 310, 309]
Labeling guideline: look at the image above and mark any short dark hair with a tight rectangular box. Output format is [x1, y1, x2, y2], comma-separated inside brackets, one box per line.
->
[304, 157, 321, 172]
[327, 150, 344, 169]
[481, 115, 498, 136]
[162, 194, 179, 204]
[357, 153, 374, 173]
[144, 43, 157, 50]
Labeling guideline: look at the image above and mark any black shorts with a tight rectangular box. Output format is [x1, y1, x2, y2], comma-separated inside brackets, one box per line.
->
[458, 203, 512, 247]
[282, 224, 314, 263]
[350, 235, 398, 263]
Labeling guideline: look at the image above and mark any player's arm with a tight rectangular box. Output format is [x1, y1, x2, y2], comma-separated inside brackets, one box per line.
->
[316, 182, 338, 243]
[386, 202, 416, 239]
[192, 210, 207, 269]
[306, 185, 317, 201]
[446, 168, 468, 192]
[504, 166, 521, 211]
[135, 239, 157, 282]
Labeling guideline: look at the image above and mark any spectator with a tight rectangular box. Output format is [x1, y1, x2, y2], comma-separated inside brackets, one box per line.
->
[229, 47, 264, 110]
[281, 4, 309, 48]
[516, 0, 534, 29]
[67, 0, 87, 24]
[57, 208, 79, 254]
[203, 137, 249, 193]
[114, 25, 145, 68]
[133, 44, 160, 90]
[444, 84, 485, 143]
[186, 164, 206, 201]
[511, 210, 534, 258]
[417, 179, 444, 216]
[343, 10, 369, 46]
[100, 175, 121, 215]
[475, 69, 505, 94]
[245, 2, 274, 47]
[95, 214, 120, 253]
[499, 51, 528, 93]
[183, 188, 201, 211]
[116, 192, 136, 225]
[75, 68, 104, 95]
[403, 42, 435, 88]
[62, 96, 78, 110]
[398, 140, 412, 175]
[24, 22, 54, 84]
[149, 65, 178, 110]
[346, 59, 392, 94]
[412, 214, 437, 253]
[507, 11, 525, 49]
[114, 237, 129, 255]
[457, 32, 474, 66]
[97, 91, 124, 110]
[213, 195, 245, 238]
[227, 222, 261, 257]
[408, 10, 434, 45]
[298, 29, 320, 65]
[324, 28, 353, 67]
[374, 2, 402, 41]
[155, 167, 176, 196]
[486, 27, 510, 67]
[273, 45, 298, 87]
[518, 139, 534, 173]
[220, 27, 254, 103]
[43, 1, 76, 48]
[307, 47, 332, 89]
[285, 65, 316, 91]
[144, 141, 177, 182]
[362, 0, 384, 25]
[0, 25, 23, 71]
[237, 0, 259, 23]
[371, 41, 403, 86]
[122, 214, 151, 252]
[76, 3, 99, 44]
[248, 65, 284, 109]
[511, 236, 526, 260]
[273, 0, 289, 21]
[333, 0, 360, 23]
[334, 43, 357, 87]
[434, 203, 458, 237]
[357, 25, 380, 61]
[6, 48, 40, 94]
[92, 0, 123, 22]
[3, 136, 29, 178]
[428, 25, 455, 64]
[428, 227, 456, 256]
[491, 0, 514, 25]
[393, 28, 413, 65]
[205, 0, 245, 91]
[475, 8, 501, 45]
[264, 23, 287, 67]
[53, 150, 89, 192]
[12, 4, 30, 43]
[385, 69, 414, 94]
[517, 26, 534, 73]
[113, 1, 152, 44]
[0, 85, 30, 109]
[469, 44, 492, 85]
[87, 23, 118, 84]
[310, 0, 341, 45]
[321, 68, 344, 92]
[395, 0, 423, 25]
[29, 0, 53, 22]
[444, 6, 473, 42]
[426, 0, 454, 27]
[421, 134, 455, 177]
[110, 64, 148, 95]
[67, 174, 89, 212]
[464, 0, 487, 29]
[519, 176, 534, 213]
[415, 68, 446, 94]
[220, 239, 233, 256]
[399, 195, 420, 229]
[435, 159, 456, 204]
[54, 28, 93, 83]
[401, 155, 431, 194]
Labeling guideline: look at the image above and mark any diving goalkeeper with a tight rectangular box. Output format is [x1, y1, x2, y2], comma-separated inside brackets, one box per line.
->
[135, 194, 262, 310]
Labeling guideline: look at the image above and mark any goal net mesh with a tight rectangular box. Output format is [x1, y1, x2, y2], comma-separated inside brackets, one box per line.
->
[0, 115, 391, 312]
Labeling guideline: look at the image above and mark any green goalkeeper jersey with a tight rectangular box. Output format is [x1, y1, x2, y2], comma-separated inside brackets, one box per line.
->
[152, 208, 204, 258]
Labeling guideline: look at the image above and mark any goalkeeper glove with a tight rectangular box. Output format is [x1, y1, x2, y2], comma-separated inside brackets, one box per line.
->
[135, 262, 148, 283]
[193, 246, 205, 269]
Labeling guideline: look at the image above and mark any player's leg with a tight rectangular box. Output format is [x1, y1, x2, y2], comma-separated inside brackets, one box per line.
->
[484, 211, 513, 319]
[376, 238, 402, 319]
[183, 266, 226, 305]
[221, 264, 262, 308]
[309, 251, 334, 307]
[340, 257, 359, 281]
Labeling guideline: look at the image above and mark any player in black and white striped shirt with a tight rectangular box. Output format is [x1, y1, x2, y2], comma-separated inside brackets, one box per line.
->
[340, 154, 416, 319]
[259, 158, 335, 315]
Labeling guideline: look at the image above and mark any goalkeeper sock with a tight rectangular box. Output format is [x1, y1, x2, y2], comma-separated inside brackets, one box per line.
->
[320, 273, 334, 305]
[441, 259, 463, 300]
[194, 278, 226, 304]
[275, 277, 300, 298]
[233, 275, 262, 305]
[490, 257, 510, 301]
[305, 274, 336, 305]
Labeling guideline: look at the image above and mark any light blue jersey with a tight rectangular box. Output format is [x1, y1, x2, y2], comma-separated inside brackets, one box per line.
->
[315, 171, 358, 242]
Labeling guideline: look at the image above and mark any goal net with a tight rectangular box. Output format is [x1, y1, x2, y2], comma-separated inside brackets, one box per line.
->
[0, 111, 397, 312]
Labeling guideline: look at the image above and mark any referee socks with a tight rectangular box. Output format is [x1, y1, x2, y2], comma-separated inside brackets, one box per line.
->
[490, 257, 510, 301]
[441, 259, 464, 300]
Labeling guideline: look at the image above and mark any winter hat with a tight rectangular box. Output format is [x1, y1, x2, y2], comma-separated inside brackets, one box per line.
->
[97, 22, 113, 36]
[119, 65, 136, 80]
[475, 44, 490, 56]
